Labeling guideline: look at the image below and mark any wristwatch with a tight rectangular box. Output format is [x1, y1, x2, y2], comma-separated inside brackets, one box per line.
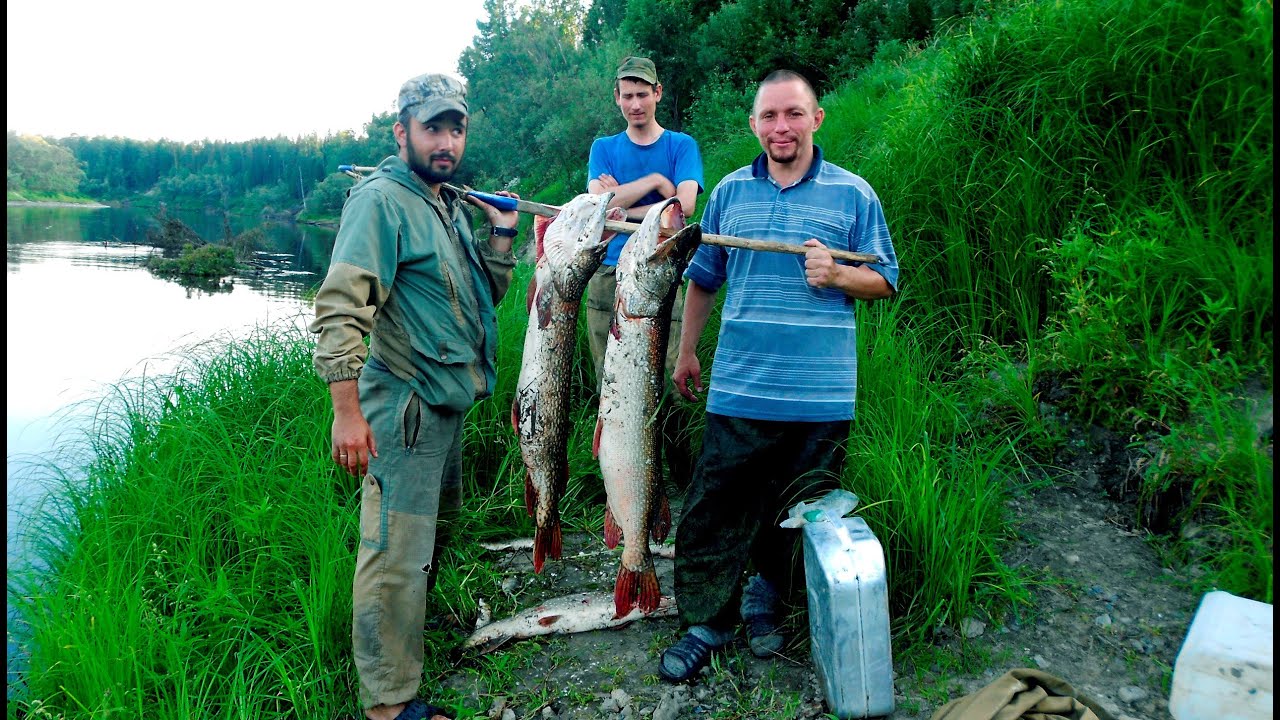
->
[490, 225, 518, 238]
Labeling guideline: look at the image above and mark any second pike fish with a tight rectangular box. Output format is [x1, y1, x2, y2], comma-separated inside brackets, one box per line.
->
[513, 192, 618, 573]
[594, 197, 702, 617]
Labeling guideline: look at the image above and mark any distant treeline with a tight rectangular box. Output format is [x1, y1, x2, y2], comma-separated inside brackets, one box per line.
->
[7, 0, 972, 217]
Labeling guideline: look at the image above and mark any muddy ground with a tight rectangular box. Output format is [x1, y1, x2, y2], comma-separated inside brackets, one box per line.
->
[437, 451, 1209, 720]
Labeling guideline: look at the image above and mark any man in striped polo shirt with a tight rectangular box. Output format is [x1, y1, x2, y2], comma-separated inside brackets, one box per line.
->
[659, 70, 900, 682]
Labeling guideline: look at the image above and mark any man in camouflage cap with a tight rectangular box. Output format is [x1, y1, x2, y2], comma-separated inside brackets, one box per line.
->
[398, 73, 468, 127]
[310, 72, 520, 720]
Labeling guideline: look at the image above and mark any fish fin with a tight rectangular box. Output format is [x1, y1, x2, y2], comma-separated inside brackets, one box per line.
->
[609, 313, 621, 341]
[603, 505, 622, 549]
[592, 415, 603, 458]
[532, 526, 545, 573]
[649, 492, 672, 543]
[637, 566, 662, 615]
[524, 470, 536, 519]
[533, 520, 563, 574]
[614, 564, 662, 618]
[536, 614, 563, 627]
[550, 520, 563, 560]
[533, 215, 554, 261]
[613, 567, 638, 619]
[511, 397, 519, 435]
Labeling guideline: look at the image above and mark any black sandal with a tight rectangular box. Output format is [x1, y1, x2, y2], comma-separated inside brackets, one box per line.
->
[393, 699, 453, 720]
[659, 632, 714, 682]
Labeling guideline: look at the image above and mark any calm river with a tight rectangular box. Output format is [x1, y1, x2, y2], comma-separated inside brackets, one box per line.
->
[5, 203, 336, 687]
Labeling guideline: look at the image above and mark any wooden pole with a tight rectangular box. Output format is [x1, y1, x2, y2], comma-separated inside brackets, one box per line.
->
[445, 185, 884, 265]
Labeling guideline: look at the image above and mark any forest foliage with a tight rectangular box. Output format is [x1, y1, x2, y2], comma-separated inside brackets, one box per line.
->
[7, 0, 967, 217]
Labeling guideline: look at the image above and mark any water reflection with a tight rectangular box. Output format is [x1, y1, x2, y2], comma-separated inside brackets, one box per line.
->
[6, 204, 332, 691]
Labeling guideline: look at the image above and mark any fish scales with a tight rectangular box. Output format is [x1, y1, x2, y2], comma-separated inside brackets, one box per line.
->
[595, 198, 703, 617]
[513, 193, 617, 573]
[464, 592, 678, 653]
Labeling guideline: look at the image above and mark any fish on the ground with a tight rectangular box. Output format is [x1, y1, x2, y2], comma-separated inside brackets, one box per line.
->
[478, 537, 677, 560]
[513, 192, 619, 573]
[594, 197, 703, 618]
[464, 591, 678, 654]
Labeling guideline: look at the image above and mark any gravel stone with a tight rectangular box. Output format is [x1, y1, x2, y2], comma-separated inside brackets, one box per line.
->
[1118, 685, 1149, 703]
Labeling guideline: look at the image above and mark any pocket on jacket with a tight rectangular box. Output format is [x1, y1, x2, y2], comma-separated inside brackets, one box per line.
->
[403, 393, 422, 450]
[359, 473, 386, 550]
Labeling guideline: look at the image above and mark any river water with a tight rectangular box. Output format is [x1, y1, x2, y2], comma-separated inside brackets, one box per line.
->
[5, 204, 336, 689]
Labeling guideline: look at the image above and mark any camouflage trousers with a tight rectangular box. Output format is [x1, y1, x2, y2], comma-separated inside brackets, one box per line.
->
[674, 413, 850, 631]
[352, 362, 463, 709]
[586, 267, 694, 491]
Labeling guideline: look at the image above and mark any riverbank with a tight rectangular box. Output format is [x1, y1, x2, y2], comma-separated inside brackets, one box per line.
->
[7, 200, 110, 209]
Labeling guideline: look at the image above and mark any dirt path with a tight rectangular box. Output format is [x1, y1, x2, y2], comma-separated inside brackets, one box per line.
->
[442, 481, 1201, 720]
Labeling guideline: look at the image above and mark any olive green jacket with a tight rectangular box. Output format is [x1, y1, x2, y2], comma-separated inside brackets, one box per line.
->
[309, 155, 516, 412]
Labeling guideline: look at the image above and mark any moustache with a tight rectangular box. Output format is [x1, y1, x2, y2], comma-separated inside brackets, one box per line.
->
[430, 153, 457, 164]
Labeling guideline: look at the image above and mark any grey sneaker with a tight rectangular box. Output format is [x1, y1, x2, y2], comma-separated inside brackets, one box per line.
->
[744, 613, 784, 657]
[740, 574, 784, 657]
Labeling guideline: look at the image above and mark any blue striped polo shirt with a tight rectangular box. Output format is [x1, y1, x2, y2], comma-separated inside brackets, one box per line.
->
[683, 147, 899, 422]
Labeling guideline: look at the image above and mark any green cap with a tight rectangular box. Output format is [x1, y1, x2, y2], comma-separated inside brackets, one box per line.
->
[616, 56, 658, 85]
[397, 73, 468, 124]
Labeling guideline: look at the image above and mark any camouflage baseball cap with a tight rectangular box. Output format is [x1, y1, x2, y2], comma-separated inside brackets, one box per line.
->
[616, 56, 658, 85]
[397, 73, 469, 123]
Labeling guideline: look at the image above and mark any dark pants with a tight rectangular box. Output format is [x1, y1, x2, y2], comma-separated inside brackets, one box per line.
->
[674, 413, 850, 630]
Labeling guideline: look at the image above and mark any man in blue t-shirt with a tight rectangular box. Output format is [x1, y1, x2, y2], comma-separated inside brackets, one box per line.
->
[585, 55, 705, 491]
[657, 70, 900, 684]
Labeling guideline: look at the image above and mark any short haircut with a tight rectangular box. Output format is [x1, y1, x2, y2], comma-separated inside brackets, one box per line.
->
[753, 69, 819, 115]
[614, 77, 659, 93]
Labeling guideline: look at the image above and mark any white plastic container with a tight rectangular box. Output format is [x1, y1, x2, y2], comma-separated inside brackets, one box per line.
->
[802, 516, 895, 718]
[1169, 590, 1273, 720]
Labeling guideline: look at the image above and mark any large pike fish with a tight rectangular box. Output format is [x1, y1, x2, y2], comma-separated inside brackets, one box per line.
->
[513, 192, 618, 573]
[594, 197, 702, 617]
[464, 592, 678, 654]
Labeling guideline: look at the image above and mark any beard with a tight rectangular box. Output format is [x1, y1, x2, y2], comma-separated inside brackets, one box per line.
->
[765, 141, 800, 165]
[405, 134, 459, 184]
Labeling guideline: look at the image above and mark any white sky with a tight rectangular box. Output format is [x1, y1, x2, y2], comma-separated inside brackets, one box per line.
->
[6, 0, 491, 143]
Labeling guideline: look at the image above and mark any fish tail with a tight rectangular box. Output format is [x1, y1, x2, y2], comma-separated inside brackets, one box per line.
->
[614, 564, 662, 618]
[533, 520, 563, 574]
[524, 471, 536, 518]
[649, 492, 672, 543]
[637, 566, 662, 614]
[603, 505, 622, 549]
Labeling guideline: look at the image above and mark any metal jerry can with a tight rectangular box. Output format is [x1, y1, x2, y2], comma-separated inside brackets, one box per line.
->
[802, 515, 895, 718]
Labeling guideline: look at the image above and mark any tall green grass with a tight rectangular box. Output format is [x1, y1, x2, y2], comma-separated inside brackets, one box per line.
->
[9, 328, 359, 716]
[777, 0, 1273, 601]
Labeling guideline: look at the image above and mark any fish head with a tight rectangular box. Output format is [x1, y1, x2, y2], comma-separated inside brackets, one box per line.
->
[541, 191, 617, 296]
[617, 197, 702, 317]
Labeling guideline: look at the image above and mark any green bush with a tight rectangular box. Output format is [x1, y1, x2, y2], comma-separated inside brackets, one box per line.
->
[145, 243, 238, 277]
